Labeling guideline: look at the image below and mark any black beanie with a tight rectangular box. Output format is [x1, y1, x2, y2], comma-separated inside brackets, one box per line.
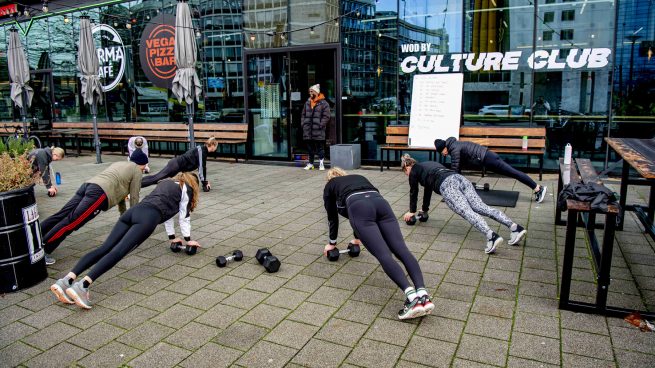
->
[434, 139, 446, 153]
[130, 148, 149, 165]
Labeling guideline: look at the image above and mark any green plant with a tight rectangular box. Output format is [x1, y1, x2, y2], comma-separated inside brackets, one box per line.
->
[0, 138, 34, 156]
[0, 152, 35, 192]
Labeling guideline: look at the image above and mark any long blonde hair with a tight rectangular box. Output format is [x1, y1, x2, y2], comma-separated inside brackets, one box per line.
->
[175, 172, 200, 211]
[326, 167, 347, 181]
[400, 153, 417, 172]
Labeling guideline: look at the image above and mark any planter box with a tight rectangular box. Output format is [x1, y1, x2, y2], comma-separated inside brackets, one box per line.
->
[330, 144, 361, 170]
[0, 185, 47, 293]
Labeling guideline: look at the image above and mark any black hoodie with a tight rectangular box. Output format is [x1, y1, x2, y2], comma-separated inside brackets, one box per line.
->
[408, 161, 456, 212]
[28, 147, 53, 188]
[176, 145, 209, 184]
[323, 175, 378, 242]
[444, 137, 488, 172]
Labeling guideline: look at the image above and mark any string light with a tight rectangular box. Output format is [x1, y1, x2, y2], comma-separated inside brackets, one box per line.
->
[196, 29, 201, 37]
[23, 10, 30, 17]
[126, 22, 132, 29]
[249, 33, 255, 41]
[42, 1, 48, 13]
[310, 27, 315, 35]
[63, 15, 70, 23]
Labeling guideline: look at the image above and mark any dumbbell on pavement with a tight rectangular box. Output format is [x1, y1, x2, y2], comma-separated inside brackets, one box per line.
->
[216, 250, 243, 268]
[327, 242, 361, 261]
[255, 248, 281, 273]
[406, 212, 428, 225]
[170, 240, 198, 255]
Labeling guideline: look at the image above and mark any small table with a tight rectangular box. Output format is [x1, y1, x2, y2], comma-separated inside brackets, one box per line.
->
[605, 138, 655, 240]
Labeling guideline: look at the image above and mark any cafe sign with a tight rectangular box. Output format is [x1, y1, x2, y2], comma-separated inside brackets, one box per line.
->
[140, 13, 177, 89]
[92, 24, 125, 92]
[400, 43, 611, 73]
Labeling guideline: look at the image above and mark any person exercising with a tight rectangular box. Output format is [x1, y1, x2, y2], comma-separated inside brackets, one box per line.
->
[434, 137, 547, 203]
[401, 154, 527, 254]
[40, 149, 148, 265]
[28, 146, 65, 197]
[50, 172, 201, 309]
[323, 167, 433, 320]
[141, 137, 217, 191]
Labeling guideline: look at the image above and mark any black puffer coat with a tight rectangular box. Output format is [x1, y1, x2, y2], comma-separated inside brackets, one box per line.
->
[302, 97, 330, 141]
[444, 137, 488, 172]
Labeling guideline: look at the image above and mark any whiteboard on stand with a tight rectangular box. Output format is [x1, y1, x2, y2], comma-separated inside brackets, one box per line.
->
[408, 73, 463, 148]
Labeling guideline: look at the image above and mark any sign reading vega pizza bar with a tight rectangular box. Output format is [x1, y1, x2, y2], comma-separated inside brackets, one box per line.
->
[140, 13, 176, 89]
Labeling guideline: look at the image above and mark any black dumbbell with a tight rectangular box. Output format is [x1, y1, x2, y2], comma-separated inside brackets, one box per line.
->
[170, 241, 198, 255]
[472, 182, 490, 191]
[327, 242, 361, 261]
[216, 250, 243, 267]
[255, 248, 281, 273]
[202, 182, 210, 192]
[405, 212, 428, 226]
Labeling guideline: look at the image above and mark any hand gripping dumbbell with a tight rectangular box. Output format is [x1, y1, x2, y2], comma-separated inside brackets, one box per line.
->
[327, 242, 361, 262]
[255, 248, 281, 273]
[471, 182, 490, 191]
[405, 212, 429, 226]
[216, 250, 243, 267]
[170, 240, 198, 255]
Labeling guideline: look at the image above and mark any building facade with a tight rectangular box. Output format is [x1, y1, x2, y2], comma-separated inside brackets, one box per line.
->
[1, 0, 653, 169]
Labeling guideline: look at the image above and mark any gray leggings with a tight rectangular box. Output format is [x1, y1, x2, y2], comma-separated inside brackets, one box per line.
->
[440, 174, 513, 237]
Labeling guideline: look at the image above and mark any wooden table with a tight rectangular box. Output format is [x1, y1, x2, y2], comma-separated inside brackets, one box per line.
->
[605, 138, 655, 240]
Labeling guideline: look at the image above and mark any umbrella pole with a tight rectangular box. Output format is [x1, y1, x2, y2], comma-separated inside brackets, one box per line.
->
[186, 102, 196, 148]
[21, 90, 28, 138]
[92, 96, 102, 164]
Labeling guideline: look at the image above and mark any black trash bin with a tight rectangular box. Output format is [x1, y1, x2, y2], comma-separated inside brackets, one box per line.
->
[0, 185, 47, 293]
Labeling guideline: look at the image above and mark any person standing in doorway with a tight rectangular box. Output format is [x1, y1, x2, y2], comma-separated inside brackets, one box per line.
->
[302, 84, 330, 171]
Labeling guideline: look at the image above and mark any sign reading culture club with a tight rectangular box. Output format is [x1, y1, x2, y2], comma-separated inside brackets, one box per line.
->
[140, 13, 177, 89]
[92, 24, 125, 92]
[399, 43, 611, 73]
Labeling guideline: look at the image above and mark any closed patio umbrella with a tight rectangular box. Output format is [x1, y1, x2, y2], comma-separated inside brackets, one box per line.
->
[78, 16, 104, 164]
[172, 0, 202, 147]
[8, 28, 34, 135]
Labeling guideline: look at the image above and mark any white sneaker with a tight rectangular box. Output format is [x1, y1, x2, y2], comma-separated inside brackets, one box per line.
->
[304, 163, 314, 170]
[319, 160, 325, 171]
[508, 225, 527, 246]
[485, 232, 503, 254]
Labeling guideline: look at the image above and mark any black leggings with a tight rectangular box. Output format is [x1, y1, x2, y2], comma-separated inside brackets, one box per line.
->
[71, 204, 161, 281]
[347, 192, 424, 291]
[483, 151, 537, 190]
[41, 183, 109, 254]
[141, 159, 181, 188]
[306, 140, 325, 164]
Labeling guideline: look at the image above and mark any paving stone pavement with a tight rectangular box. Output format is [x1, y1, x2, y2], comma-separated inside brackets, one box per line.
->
[2, 154, 655, 367]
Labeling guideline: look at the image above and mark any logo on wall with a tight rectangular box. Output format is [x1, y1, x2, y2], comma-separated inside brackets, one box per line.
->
[92, 24, 125, 92]
[140, 14, 176, 89]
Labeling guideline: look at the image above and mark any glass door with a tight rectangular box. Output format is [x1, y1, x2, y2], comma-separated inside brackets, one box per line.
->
[29, 69, 55, 129]
[246, 53, 289, 158]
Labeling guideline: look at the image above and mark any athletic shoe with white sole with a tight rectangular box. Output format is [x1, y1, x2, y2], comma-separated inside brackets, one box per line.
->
[66, 281, 92, 309]
[398, 297, 424, 320]
[534, 185, 547, 203]
[420, 295, 435, 315]
[319, 160, 325, 171]
[485, 232, 503, 254]
[45, 254, 56, 266]
[508, 225, 527, 246]
[50, 278, 74, 304]
[303, 163, 314, 170]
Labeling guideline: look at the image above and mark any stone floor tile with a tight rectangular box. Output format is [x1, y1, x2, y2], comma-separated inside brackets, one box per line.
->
[517, 295, 560, 317]
[291, 338, 351, 367]
[241, 303, 290, 329]
[443, 269, 482, 287]
[180, 288, 227, 310]
[264, 320, 319, 349]
[206, 274, 250, 294]
[324, 272, 367, 291]
[470, 295, 514, 319]
[68, 322, 125, 350]
[431, 297, 472, 321]
[464, 313, 513, 340]
[307, 285, 353, 308]
[213, 321, 269, 351]
[287, 302, 336, 327]
[129, 342, 191, 368]
[507, 356, 560, 368]
[245, 274, 288, 293]
[436, 282, 477, 303]
[477, 281, 518, 301]
[563, 353, 617, 368]
[0, 341, 41, 367]
[614, 349, 654, 368]
[609, 325, 655, 355]
[562, 329, 614, 361]
[105, 304, 158, 329]
[364, 317, 416, 346]
[560, 310, 609, 335]
[78, 341, 141, 368]
[483, 268, 520, 285]
[402, 335, 457, 367]
[179, 342, 242, 368]
[164, 321, 219, 350]
[117, 321, 175, 350]
[414, 315, 465, 343]
[19, 304, 73, 329]
[235, 340, 297, 368]
[26, 342, 89, 368]
[509, 331, 560, 365]
[0, 305, 34, 328]
[456, 334, 508, 367]
[22, 321, 81, 350]
[333, 299, 383, 325]
[264, 288, 309, 310]
[135, 290, 185, 312]
[346, 338, 404, 368]
[195, 302, 247, 329]
[284, 274, 327, 293]
[350, 284, 395, 306]
[513, 311, 560, 339]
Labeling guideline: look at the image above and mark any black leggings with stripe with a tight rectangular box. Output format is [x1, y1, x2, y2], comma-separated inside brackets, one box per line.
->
[141, 159, 181, 188]
[347, 192, 425, 291]
[41, 183, 109, 254]
[71, 204, 162, 281]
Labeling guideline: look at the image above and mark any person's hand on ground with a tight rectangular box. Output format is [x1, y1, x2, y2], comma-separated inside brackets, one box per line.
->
[403, 212, 415, 222]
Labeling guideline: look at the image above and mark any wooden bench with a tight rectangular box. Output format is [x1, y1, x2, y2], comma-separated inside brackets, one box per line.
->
[52, 122, 248, 162]
[459, 126, 546, 180]
[555, 157, 628, 317]
[379, 125, 546, 178]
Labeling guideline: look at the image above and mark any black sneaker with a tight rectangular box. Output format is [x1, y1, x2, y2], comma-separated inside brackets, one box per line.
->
[508, 225, 527, 246]
[534, 186, 547, 203]
[398, 298, 424, 320]
[485, 232, 503, 254]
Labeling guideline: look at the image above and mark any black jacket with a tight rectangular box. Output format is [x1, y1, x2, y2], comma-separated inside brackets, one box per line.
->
[28, 147, 53, 188]
[557, 182, 618, 213]
[323, 175, 378, 242]
[140, 179, 194, 222]
[176, 145, 208, 184]
[443, 137, 488, 172]
[302, 97, 330, 141]
[409, 161, 457, 212]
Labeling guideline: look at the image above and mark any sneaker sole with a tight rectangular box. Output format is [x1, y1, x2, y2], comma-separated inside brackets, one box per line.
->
[508, 230, 527, 246]
[537, 187, 547, 203]
[66, 288, 92, 309]
[399, 305, 426, 320]
[50, 284, 74, 304]
[423, 302, 435, 315]
[485, 236, 503, 254]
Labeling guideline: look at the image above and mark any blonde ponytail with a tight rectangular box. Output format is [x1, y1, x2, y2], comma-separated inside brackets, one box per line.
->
[400, 153, 416, 171]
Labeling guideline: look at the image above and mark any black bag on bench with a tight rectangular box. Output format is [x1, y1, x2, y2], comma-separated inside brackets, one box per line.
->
[557, 182, 619, 213]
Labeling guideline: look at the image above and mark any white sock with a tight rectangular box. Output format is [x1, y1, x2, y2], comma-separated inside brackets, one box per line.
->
[510, 223, 517, 231]
[416, 288, 428, 298]
[404, 287, 417, 301]
[486, 230, 494, 240]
